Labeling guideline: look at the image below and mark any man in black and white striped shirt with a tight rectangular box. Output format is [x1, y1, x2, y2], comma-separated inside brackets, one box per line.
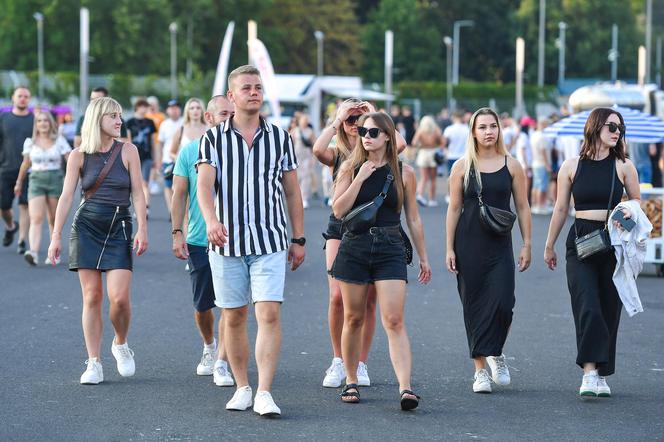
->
[197, 65, 305, 417]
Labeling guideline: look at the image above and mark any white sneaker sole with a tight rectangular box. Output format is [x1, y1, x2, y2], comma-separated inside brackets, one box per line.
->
[357, 379, 370, 387]
[322, 378, 343, 388]
[197, 366, 214, 376]
[80, 378, 102, 385]
[226, 401, 252, 411]
[215, 377, 235, 387]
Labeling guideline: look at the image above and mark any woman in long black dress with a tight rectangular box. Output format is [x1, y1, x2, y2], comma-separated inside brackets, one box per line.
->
[446, 107, 532, 394]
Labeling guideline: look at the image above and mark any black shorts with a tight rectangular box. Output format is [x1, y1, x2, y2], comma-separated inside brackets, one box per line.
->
[331, 225, 408, 284]
[187, 244, 216, 312]
[0, 169, 28, 210]
[322, 213, 343, 242]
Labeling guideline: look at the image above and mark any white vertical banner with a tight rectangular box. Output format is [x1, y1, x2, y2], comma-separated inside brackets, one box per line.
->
[212, 21, 235, 96]
[79, 7, 89, 112]
[248, 38, 281, 121]
[384, 30, 393, 109]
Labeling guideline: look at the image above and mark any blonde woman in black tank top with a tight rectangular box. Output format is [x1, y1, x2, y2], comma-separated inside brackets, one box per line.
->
[48, 97, 148, 385]
[544, 108, 640, 397]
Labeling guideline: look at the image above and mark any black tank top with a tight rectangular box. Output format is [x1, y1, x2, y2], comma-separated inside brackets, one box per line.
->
[80, 141, 131, 207]
[572, 156, 623, 211]
[351, 163, 401, 227]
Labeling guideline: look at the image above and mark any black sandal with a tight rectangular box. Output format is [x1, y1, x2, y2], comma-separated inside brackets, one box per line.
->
[341, 384, 360, 403]
[400, 389, 420, 410]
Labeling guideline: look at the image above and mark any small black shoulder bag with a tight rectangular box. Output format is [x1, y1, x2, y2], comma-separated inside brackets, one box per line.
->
[471, 166, 517, 236]
[342, 172, 394, 234]
[573, 159, 616, 261]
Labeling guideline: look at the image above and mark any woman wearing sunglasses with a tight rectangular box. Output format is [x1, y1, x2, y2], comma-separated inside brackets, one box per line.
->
[544, 108, 640, 397]
[446, 108, 532, 394]
[331, 112, 431, 410]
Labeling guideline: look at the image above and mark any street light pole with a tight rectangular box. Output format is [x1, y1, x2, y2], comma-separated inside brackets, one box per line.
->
[537, 0, 546, 87]
[516, 37, 525, 119]
[169, 22, 178, 98]
[646, 0, 652, 83]
[443, 36, 454, 111]
[385, 30, 393, 110]
[314, 31, 324, 77]
[610, 24, 619, 82]
[557, 22, 567, 88]
[33, 12, 44, 102]
[657, 35, 662, 88]
[79, 8, 89, 113]
[452, 20, 474, 85]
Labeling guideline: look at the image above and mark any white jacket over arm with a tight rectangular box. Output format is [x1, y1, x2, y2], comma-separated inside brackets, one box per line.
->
[608, 200, 653, 317]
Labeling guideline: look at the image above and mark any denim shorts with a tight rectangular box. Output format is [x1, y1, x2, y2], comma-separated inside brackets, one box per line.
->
[161, 162, 174, 189]
[331, 225, 408, 284]
[187, 244, 216, 312]
[140, 158, 153, 182]
[532, 166, 549, 192]
[208, 250, 287, 308]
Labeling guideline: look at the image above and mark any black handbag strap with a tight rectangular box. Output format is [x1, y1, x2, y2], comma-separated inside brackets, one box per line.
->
[470, 165, 485, 206]
[378, 171, 394, 200]
[573, 158, 616, 238]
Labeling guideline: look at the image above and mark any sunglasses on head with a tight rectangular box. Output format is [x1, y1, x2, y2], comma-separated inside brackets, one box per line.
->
[358, 127, 382, 138]
[345, 114, 360, 125]
[604, 122, 625, 134]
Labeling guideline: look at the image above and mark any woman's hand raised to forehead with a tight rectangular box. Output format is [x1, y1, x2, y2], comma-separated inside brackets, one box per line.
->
[361, 101, 376, 113]
[336, 101, 363, 121]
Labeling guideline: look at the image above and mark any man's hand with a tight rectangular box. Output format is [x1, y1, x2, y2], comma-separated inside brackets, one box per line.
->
[172, 232, 189, 260]
[207, 220, 228, 248]
[288, 243, 305, 271]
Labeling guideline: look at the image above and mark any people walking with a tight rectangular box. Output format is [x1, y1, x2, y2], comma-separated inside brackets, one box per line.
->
[442, 111, 469, 202]
[313, 99, 379, 389]
[197, 65, 305, 417]
[169, 98, 207, 161]
[544, 107, 640, 397]
[446, 107, 532, 394]
[290, 113, 315, 209]
[171, 95, 235, 386]
[48, 97, 148, 385]
[1, 86, 34, 254]
[412, 116, 444, 207]
[157, 99, 182, 214]
[14, 111, 71, 266]
[331, 112, 432, 410]
[125, 99, 157, 213]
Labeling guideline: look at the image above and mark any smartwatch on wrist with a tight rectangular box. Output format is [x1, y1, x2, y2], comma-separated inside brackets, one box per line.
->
[291, 237, 306, 246]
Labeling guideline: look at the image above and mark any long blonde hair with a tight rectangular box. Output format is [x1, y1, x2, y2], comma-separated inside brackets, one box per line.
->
[340, 112, 404, 211]
[462, 107, 510, 190]
[32, 111, 58, 141]
[182, 98, 206, 126]
[335, 98, 363, 161]
[80, 97, 123, 154]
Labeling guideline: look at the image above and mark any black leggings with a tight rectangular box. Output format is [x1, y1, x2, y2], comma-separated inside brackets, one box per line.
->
[565, 219, 622, 376]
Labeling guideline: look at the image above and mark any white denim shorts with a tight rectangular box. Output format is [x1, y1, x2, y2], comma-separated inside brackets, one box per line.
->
[208, 250, 287, 308]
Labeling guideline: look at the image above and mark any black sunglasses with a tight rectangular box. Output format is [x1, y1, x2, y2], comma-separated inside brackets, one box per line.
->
[358, 127, 382, 138]
[604, 122, 625, 134]
[345, 114, 360, 125]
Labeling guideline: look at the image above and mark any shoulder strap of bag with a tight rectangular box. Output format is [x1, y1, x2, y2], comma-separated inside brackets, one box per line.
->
[470, 165, 484, 206]
[84, 141, 122, 201]
[603, 159, 617, 227]
[378, 169, 394, 200]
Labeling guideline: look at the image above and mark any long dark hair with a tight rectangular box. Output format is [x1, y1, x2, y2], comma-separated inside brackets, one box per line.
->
[580, 107, 627, 161]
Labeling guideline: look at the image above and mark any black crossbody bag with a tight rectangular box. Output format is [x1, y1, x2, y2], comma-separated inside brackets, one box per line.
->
[470, 166, 517, 236]
[573, 159, 616, 261]
[342, 172, 394, 234]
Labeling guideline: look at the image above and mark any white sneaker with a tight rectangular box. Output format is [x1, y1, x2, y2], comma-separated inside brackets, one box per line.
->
[80, 358, 103, 385]
[303, 199, 310, 209]
[486, 354, 511, 386]
[44, 255, 61, 266]
[322, 357, 345, 388]
[253, 391, 281, 417]
[226, 386, 253, 410]
[24, 250, 37, 266]
[196, 346, 216, 376]
[597, 376, 611, 397]
[416, 195, 428, 206]
[426, 200, 439, 208]
[473, 369, 492, 393]
[213, 360, 235, 386]
[579, 372, 599, 397]
[357, 361, 371, 387]
[111, 339, 135, 377]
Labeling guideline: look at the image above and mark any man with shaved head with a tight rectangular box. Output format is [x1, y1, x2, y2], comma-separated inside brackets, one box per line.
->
[171, 95, 235, 387]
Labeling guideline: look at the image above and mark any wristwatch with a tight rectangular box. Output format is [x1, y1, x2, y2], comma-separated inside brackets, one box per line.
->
[291, 237, 306, 246]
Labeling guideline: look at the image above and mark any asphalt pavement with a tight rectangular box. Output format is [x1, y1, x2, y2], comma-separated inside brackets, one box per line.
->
[1, 186, 663, 441]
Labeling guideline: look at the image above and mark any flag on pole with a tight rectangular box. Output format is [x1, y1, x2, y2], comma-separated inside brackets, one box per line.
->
[212, 21, 235, 96]
[248, 38, 281, 121]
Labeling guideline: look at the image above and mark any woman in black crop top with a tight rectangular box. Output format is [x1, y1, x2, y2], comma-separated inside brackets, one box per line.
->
[545, 107, 640, 398]
[313, 100, 409, 389]
[330, 112, 431, 410]
[48, 97, 148, 385]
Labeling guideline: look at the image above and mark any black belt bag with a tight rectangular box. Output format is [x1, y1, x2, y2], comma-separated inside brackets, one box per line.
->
[342, 172, 394, 234]
[573, 159, 616, 261]
[471, 166, 516, 236]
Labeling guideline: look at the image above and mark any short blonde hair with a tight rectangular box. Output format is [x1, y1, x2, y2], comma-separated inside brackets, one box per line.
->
[227, 65, 261, 90]
[80, 97, 123, 154]
[32, 111, 58, 141]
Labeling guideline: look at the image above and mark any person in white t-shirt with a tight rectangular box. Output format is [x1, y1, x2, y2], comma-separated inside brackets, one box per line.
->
[516, 116, 536, 200]
[442, 111, 469, 202]
[157, 100, 182, 213]
[529, 119, 553, 214]
[13, 111, 71, 266]
[500, 112, 518, 156]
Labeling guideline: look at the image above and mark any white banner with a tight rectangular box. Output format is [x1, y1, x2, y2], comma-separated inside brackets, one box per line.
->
[248, 38, 281, 120]
[212, 21, 235, 96]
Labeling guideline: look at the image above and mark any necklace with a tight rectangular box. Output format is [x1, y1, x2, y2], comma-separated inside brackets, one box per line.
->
[100, 144, 114, 164]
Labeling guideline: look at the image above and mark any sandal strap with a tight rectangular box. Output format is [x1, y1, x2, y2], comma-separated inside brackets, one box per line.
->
[341, 384, 360, 398]
[400, 389, 421, 399]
